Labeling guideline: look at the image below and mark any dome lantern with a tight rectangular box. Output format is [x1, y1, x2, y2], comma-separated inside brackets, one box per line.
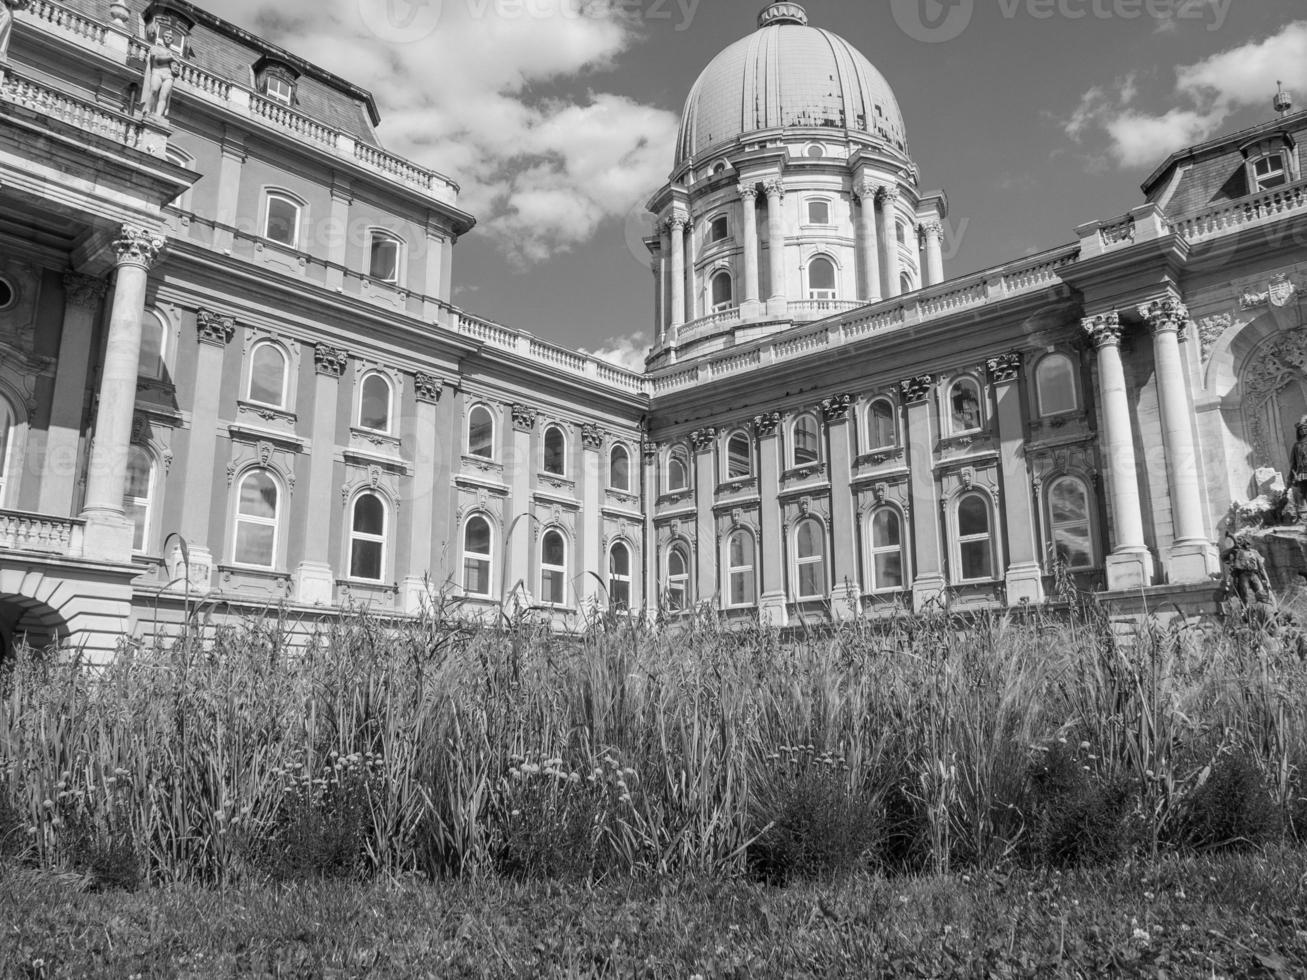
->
[758, 2, 808, 28]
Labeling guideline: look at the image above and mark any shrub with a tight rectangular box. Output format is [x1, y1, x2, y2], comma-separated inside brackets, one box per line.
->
[1175, 752, 1278, 852]
[263, 753, 385, 881]
[1028, 741, 1135, 869]
[747, 746, 881, 884]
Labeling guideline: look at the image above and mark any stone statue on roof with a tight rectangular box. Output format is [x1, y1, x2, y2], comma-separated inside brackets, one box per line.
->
[0, 0, 32, 65]
[142, 25, 181, 119]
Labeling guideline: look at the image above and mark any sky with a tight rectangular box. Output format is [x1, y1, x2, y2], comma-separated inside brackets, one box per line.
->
[215, 0, 1307, 370]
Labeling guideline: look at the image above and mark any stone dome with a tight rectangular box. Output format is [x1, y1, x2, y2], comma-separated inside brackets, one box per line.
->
[674, 3, 908, 166]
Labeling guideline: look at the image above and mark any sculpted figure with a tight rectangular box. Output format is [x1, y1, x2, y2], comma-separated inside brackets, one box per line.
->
[0, 0, 32, 65]
[1222, 533, 1272, 607]
[143, 27, 181, 118]
[1290, 417, 1307, 522]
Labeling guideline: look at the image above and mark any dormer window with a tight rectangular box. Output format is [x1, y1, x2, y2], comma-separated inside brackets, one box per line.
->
[144, 7, 194, 56]
[254, 58, 300, 107]
[1253, 153, 1288, 191]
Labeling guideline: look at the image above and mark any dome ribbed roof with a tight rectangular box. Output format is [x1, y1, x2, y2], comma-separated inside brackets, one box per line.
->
[675, 4, 907, 166]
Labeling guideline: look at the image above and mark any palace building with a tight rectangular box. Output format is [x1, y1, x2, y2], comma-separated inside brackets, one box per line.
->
[0, 0, 1303, 656]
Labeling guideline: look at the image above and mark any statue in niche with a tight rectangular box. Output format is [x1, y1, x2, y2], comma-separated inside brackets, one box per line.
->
[1290, 416, 1307, 523]
[0, 0, 31, 65]
[142, 26, 181, 119]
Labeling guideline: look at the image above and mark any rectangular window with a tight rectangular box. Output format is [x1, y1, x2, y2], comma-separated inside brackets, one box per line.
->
[1254, 154, 1288, 191]
[464, 556, 490, 596]
[708, 215, 729, 243]
[370, 236, 401, 283]
[265, 75, 295, 105]
[959, 540, 992, 582]
[807, 200, 831, 225]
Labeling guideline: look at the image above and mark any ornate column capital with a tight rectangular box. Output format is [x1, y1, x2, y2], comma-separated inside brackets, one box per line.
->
[921, 220, 944, 241]
[665, 212, 689, 232]
[737, 183, 760, 201]
[986, 352, 1022, 385]
[900, 375, 935, 404]
[875, 185, 899, 207]
[582, 423, 606, 451]
[1138, 296, 1191, 340]
[314, 344, 349, 378]
[511, 403, 539, 432]
[414, 371, 443, 404]
[821, 394, 853, 422]
[1082, 311, 1124, 350]
[112, 226, 166, 270]
[196, 308, 236, 347]
[753, 411, 782, 437]
[62, 272, 108, 310]
[761, 178, 785, 201]
[690, 427, 717, 453]
[641, 439, 660, 460]
[854, 180, 880, 203]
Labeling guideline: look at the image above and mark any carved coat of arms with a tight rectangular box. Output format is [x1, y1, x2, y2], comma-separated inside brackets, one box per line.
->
[1269, 274, 1297, 309]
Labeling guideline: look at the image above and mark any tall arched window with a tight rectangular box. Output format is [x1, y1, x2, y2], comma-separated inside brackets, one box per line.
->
[358, 372, 393, 433]
[349, 492, 387, 581]
[233, 470, 280, 568]
[869, 507, 905, 592]
[610, 444, 631, 492]
[794, 518, 827, 600]
[666, 545, 690, 611]
[608, 542, 632, 609]
[792, 414, 821, 467]
[726, 430, 752, 480]
[540, 529, 567, 606]
[725, 530, 756, 608]
[1035, 354, 1078, 417]
[543, 425, 567, 476]
[463, 516, 492, 597]
[808, 257, 837, 300]
[896, 221, 907, 245]
[124, 446, 155, 554]
[139, 311, 167, 381]
[1049, 476, 1095, 570]
[368, 231, 403, 284]
[468, 405, 495, 459]
[667, 448, 690, 493]
[0, 397, 14, 507]
[248, 341, 289, 408]
[711, 271, 734, 312]
[948, 378, 983, 434]
[956, 493, 995, 582]
[899, 272, 914, 295]
[264, 192, 302, 248]
[868, 399, 897, 451]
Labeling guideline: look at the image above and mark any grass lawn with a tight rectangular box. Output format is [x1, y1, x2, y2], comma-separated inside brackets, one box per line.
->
[3, 848, 1307, 979]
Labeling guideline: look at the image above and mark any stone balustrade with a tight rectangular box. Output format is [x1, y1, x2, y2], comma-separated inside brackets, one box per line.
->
[0, 70, 165, 154]
[13, 0, 459, 204]
[1169, 178, 1307, 243]
[456, 313, 648, 394]
[0, 511, 85, 556]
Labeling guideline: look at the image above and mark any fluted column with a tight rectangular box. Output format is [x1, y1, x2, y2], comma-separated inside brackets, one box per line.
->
[81, 226, 165, 560]
[296, 343, 348, 605]
[823, 395, 860, 618]
[1083, 312, 1154, 590]
[40, 273, 107, 517]
[878, 186, 902, 299]
[668, 213, 688, 334]
[763, 179, 788, 318]
[855, 181, 882, 303]
[684, 214, 699, 322]
[402, 373, 443, 614]
[690, 427, 717, 606]
[988, 353, 1044, 605]
[922, 220, 945, 286]
[658, 224, 671, 343]
[902, 376, 945, 610]
[1139, 298, 1219, 583]
[739, 184, 762, 317]
[754, 412, 787, 626]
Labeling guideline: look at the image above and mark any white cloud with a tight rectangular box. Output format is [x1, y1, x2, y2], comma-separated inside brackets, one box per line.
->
[580, 333, 650, 372]
[216, 0, 676, 264]
[1065, 21, 1307, 168]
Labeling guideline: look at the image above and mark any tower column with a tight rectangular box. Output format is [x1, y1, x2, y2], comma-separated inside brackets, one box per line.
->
[81, 226, 165, 560]
[902, 376, 946, 610]
[764, 179, 788, 318]
[754, 412, 787, 626]
[296, 344, 348, 605]
[1083, 312, 1155, 590]
[668, 213, 688, 334]
[855, 181, 882, 303]
[823, 396, 860, 618]
[922, 220, 945, 286]
[878, 187, 902, 299]
[658, 224, 672, 343]
[739, 184, 762, 318]
[1140, 298, 1219, 583]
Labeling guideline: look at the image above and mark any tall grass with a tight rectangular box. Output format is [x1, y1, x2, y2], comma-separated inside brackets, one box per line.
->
[2, 598, 1305, 886]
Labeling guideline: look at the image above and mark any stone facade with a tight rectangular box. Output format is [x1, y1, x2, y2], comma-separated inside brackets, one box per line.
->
[1, 1, 1306, 655]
